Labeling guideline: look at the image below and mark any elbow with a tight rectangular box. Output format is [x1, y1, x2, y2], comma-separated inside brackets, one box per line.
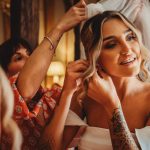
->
[20, 89, 36, 100]
[16, 79, 37, 100]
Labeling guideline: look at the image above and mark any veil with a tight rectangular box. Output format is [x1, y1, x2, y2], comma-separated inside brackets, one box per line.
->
[87, 0, 150, 50]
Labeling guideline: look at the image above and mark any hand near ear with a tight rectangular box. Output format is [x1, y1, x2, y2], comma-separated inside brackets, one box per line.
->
[63, 59, 89, 93]
[87, 69, 120, 111]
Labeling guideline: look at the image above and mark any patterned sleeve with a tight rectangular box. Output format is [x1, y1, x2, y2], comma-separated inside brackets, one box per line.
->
[9, 75, 62, 122]
[38, 83, 62, 122]
[9, 76, 63, 149]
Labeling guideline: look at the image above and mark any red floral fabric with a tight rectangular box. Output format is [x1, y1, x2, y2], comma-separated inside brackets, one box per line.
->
[1, 76, 62, 150]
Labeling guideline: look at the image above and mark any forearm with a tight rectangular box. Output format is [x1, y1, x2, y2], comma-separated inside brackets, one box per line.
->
[17, 0, 87, 100]
[17, 26, 63, 99]
[107, 105, 139, 150]
[40, 89, 74, 150]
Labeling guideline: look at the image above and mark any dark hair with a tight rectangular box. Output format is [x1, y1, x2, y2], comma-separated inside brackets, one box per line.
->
[0, 38, 32, 72]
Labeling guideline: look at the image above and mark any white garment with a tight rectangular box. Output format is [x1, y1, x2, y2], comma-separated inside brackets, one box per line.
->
[66, 110, 150, 150]
[135, 126, 150, 150]
[87, 0, 150, 50]
[66, 110, 112, 150]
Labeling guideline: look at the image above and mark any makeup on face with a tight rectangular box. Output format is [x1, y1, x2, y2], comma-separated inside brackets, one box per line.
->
[99, 18, 141, 77]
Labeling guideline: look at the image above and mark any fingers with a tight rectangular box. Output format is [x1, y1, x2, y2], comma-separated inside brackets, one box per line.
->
[66, 60, 89, 82]
[75, 0, 86, 8]
[67, 60, 88, 73]
[68, 59, 88, 67]
[74, 0, 87, 19]
[59, 0, 87, 32]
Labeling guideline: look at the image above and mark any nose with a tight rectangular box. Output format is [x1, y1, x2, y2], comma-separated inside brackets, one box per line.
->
[120, 40, 131, 55]
[25, 55, 29, 59]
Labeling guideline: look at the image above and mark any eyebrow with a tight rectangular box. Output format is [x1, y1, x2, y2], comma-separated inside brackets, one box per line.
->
[14, 52, 22, 55]
[103, 28, 132, 41]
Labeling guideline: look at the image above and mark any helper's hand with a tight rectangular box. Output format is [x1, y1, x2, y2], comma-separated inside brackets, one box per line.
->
[63, 59, 88, 93]
[56, 0, 87, 34]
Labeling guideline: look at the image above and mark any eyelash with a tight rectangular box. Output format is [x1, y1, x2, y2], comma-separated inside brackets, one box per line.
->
[14, 55, 23, 61]
[104, 43, 116, 49]
[103, 33, 137, 49]
[126, 34, 137, 41]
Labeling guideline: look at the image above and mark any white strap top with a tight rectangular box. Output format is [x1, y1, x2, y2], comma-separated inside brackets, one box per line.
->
[66, 110, 150, 150]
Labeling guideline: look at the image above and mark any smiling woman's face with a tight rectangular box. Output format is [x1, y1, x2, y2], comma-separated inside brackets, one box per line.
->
[99, 18, 141, 78]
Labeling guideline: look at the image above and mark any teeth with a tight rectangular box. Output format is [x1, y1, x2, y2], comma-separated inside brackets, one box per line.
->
[121, 58, 135, 64]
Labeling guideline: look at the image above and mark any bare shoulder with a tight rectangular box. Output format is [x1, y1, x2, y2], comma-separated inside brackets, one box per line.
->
[145, 82, 150, 100]
[144, 82, 150, 126]
[141, 81, 150, 98]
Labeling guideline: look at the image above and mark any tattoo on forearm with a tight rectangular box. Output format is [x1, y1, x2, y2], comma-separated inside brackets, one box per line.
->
[108, 107, 139, 150]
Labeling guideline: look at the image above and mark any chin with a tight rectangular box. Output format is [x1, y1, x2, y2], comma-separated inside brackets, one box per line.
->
[110, 67, 140, 78]
[121, 67, 140, 77]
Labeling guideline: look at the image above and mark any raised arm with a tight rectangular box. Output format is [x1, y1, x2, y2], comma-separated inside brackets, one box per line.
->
[17, 0, 87, 100]
[87, 70, 139, 150]
[39, 60, 88, 150]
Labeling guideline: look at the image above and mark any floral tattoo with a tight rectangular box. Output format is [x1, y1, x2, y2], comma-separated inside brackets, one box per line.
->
[108, 107, 139, 150]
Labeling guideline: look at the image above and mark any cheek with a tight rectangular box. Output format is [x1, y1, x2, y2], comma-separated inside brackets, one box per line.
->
[7, 61, 26, 75]
[137, 49, 141, 60]
[99, 52, 118, 71]
[134, 42, 141, 55]
[134, 45, 142, 63]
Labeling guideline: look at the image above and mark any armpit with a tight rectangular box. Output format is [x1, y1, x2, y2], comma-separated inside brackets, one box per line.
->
[146, 113, 150, 126]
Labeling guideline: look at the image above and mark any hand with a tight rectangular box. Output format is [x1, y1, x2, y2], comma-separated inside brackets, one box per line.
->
[56, 0, 87, 33]
[87, 69, 120, 108]
[63, 59, 88, 93]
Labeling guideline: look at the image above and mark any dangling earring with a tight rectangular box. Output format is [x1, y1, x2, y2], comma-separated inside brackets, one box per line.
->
[96, 62, 105, 72]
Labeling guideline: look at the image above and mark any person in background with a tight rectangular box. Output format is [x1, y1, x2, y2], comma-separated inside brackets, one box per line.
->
[1, 0, 88, 149]
[0, 38, 32, 77]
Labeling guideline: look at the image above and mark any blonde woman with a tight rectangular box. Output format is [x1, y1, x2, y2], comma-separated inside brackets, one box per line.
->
[0, 66, 22, 150]
[62, 11, 150, 150]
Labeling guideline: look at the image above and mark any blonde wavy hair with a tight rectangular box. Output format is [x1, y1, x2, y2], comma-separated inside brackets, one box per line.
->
[0, 66, 22, 150]
[79, 11, 150, 102]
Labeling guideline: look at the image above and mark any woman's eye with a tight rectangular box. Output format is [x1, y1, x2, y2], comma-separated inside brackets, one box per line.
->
[126, 34, 137, 41]
[103, 42, 117, 49]
[14, 55, 23, 61]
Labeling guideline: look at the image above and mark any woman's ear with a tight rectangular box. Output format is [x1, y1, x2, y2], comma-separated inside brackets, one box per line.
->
[96, 62, 101, 70]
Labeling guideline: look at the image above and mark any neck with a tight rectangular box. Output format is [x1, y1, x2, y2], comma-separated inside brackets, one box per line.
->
[111, 76, 140, 101]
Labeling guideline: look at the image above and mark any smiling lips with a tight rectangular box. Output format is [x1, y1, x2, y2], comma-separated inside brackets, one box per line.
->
[120, 57, 136, 65]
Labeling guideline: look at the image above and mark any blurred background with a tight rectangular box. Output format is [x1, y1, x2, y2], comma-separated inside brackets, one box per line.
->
[0, 0, 97, 88]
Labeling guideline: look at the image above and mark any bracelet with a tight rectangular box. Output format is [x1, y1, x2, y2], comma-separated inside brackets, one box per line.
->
[44, 36, 55, 53]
